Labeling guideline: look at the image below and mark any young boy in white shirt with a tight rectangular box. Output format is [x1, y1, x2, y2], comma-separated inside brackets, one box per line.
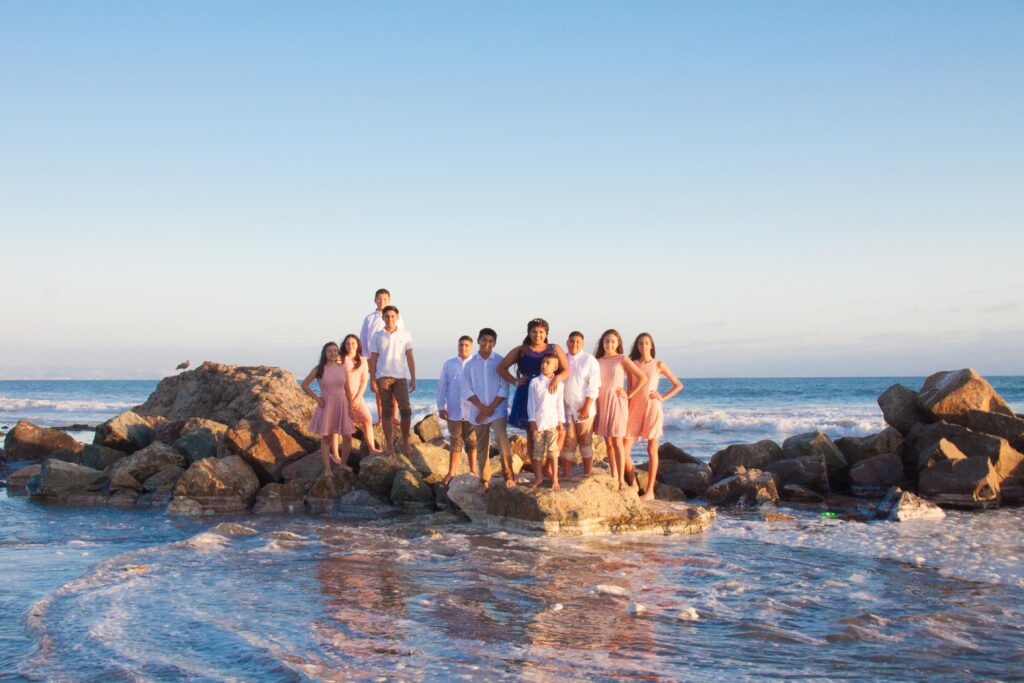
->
[368, 305, 416, 457]
[461, 327, 515, 496]
[437, 335, 477, 485]
[359, 288, 405, 426]
[527, 352, 565, 491]
[560, 330, 601, 477]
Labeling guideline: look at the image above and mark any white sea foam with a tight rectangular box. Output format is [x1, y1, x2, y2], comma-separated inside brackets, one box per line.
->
[0, 395, 135, 413]
[664, 406, 885, 438]
[593, 584, 627, 596]
[183, 532, 230, 552]
[210, 523, 259, 537]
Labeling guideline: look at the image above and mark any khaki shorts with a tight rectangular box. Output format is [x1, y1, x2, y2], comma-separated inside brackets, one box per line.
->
[378, 377, 411, 420]
[561, 416, 595, 460]
[446, 419, 477, 454]
[533, 428, 559, 463]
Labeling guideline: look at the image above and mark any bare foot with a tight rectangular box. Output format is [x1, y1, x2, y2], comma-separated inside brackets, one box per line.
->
[505, 478, 517, 489]
[368, 447, 383, 454]
[618, 481, 626, 492]
[475, 484, 489, 497]
[640, 491, 655, 501]
[330, 454, 343, 466]
[551, 481, 560, 491]
[339, 464, 354, 474]
[440, 472, 455, 487]
[528, 481, 542, 492]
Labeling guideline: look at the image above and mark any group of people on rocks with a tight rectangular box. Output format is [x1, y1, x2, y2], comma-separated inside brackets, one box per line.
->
[302, 288, 683, 500]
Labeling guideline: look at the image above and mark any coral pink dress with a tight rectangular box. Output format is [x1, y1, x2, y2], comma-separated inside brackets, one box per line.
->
[626, 359, 664, 440]
[308, 363, 354, 436]
[344, 356, 372, 424]
[595, 356, 629, 438]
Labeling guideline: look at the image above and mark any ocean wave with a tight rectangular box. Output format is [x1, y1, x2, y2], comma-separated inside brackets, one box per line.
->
[664, 406, 884, 438]
[0, 395, 135, 413]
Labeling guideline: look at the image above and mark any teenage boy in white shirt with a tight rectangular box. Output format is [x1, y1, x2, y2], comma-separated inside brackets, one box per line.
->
[437, 335, 477, 485]
[527, 352, 565, 491]
[359, 287, 405, 425]
[559, 330, 602, 477]
[461, 327, 515, 496]
[368, 306, 416, 457]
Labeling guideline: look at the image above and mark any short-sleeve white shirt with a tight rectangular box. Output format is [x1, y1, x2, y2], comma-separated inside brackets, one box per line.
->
[371, 329, 413, 379]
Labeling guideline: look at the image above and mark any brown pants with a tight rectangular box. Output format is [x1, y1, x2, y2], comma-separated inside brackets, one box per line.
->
[377, 377, 411, 422]
[561, 416, 595, 460]
[446, 418, 477, 455]
[474, 417, 514, 484]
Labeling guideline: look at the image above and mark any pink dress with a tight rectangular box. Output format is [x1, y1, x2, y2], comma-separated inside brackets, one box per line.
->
[344, 356, 373, 424]
[308, 363, 354, 436]
[626, 359, 664, 440]
[595, 356, 629, 438]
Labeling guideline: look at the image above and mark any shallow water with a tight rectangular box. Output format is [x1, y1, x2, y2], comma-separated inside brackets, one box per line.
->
[3, 486, 1023, 681]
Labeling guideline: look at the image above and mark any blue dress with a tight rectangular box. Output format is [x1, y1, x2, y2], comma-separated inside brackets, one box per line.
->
[508, 344, 554, 430]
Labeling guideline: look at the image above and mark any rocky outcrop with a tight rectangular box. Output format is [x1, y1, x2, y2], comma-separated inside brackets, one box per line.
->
[108, 442, 187, 486]
[767, 454, 829, 496]
[877, 384, 928, 434]
[253, 481, 306, 514]
[221, 419, 306, 484]
[848, 453, 904, 497]
[27, 459, 106, 499]
[918, 455, 1000, 508]
[446, 472, 715, 536]
[414, 415, 443, 443]
[709, 440, 783, 481]
[169, 455, 261, 514]
[705, 468, 780, 507]
[876, 487, 946, 522]
[94, 411, 155, 453]
[3, 420, 82, 460]
[917, 369, 1014, 423]
[135, 361, 316, 428]
[656, 461, 712, 497]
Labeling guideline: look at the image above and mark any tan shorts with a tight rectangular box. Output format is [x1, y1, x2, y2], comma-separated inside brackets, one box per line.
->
[378, 377, 411, 420]
[446, 419, 477, 454]
[561, 416, 595, 460]
[533, 428, 559, 463]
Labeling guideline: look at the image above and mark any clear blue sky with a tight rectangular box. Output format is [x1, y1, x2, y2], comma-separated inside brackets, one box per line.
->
[2, 1, 1021, 378]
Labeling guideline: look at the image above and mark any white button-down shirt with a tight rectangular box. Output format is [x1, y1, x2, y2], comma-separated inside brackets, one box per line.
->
[359, 309, 404, 357]
[460, 352, 509, 425]
[528, 375, 565, 432]
[563, 351, 601, 422]
[437, 356, 471, 421]
[370, 328, 413, 378]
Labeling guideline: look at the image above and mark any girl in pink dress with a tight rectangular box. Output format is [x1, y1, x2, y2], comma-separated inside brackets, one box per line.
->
[624, 333, 684, 500]
[594, 329, 647, 491]
[301, 341, 355, 476]
[341, 334, 382, 454]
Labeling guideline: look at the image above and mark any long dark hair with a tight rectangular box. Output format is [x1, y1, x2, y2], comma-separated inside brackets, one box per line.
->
[316, 341, 339, 379]
[594, 329, 623, 359]
[340, 334, 363, 369]
[629, 332, 656, 361]
[521, 317, 550, 346]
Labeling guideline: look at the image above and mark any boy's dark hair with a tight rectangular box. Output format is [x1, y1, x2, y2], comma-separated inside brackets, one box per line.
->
[458, 335, 473, 344]
[568, 331, 584, 341]
[382, 305, 399, 316]
[541, 352, 559, 363]
[478, 327, 497, 341]
[374, 288, 391, 298]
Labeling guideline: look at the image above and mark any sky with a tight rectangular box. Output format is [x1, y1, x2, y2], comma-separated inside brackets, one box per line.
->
[1, 1, 1021, 379]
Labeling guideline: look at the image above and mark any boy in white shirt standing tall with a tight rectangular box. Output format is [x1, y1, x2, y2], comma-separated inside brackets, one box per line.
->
[368, 306, 416, 457]
[560, 330, 602, 478]
[461, 327, 515, 496]
[359, 288, 404, 426]
[527, 353, 565, 491]
[437, 335, 477, 485]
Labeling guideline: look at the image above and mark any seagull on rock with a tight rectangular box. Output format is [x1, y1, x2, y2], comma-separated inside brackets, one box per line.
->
[176, 360, 190, 370]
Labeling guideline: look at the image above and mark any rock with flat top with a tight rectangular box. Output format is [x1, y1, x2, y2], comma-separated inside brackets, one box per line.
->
[917, 369, 1014, 424]
[961, 410, 1024, 452]
[358, 455, 406, 498]
[143, 465, 185, 493]
[876, 487, 946, 522]
[4, 420, 83, 461]
[446, 472, 714, 536]
[27, 459, 106, 499]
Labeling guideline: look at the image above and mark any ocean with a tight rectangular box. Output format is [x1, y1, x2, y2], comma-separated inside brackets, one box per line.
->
[2, 376, 1023, 680]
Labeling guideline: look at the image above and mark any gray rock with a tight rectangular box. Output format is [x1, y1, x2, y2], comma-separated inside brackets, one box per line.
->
[876, 487, 946, 522]
[414, 414, 444, 443]
[780, 484, 825, 503]
[767, 454, 829, 496]
[877, 384, 928, 434]
[108, 441, 187, 485]
[390, 469, 435, 511]
[3, 420, 83, 460]
[919, 455, 1000, 508]
[170, 455, 260, 513]
[254, 481, 307, 514]
[94, 411, 155, 453]
[27, 459, 106, 499]
[656, 461, 713, 497]
[281, 451, 326, 490]
[78, 444, 127, 471]
[109, 469, 143, 493]
[173, 428, 220, 463]
[108, 489, 141, 508]
[705, 468, 780, 507]
[961, 410, 1024, 452]
[782, 431, 848, 488]
[358, 455, 405, 498]
[849, 453, 904, 497]
[658, 442, 702, 466]
[142, 465, 185, 492]
[5, 463, 41, 491]
[709, 440, 783, 481]
[635, 469, 688, 501]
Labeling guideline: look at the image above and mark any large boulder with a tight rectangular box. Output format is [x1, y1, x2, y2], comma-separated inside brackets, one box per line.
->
[917, 438, 968, 471]
[877, 384, 928, 434]
[876, 487, 946, 522]
[169, 455, 261, 513]
[358, 455, 405, 498]
[390, 469, 435, 511]
[404, 442, 469, 479]
[838, 428, 904, 467]
[133, 361, 317, 427]
[848, 453, 904, 497]
[656, 461, 713, 497]
[77, 444, 126, 471]
[173, 428, 222, 464]
[766, 454, 829, 496]
[281, 452, 326, 490]
[253, 481, 307, 514]
[917, 369, 1014, 424]
[705, 468, 780, 507]
[634, 470, 688, 501]
[94, 411, 155, 453]
[4, 420, 82, 460]
[221, 419, 306, 484]
[919, 455, 1001, 508]
[108, 441, 187, 485]
[961, 410, 1024, 452]
[446, 472, 715, 536]
[413, 415, 444, 443]
[142, 465, 186, 493]
[709, 440, 783, 481]
[304, 471, 357, 510]
[782, 431, 847, 487]
[658, 442, 702, 466]
[27, 459, 106, 499]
